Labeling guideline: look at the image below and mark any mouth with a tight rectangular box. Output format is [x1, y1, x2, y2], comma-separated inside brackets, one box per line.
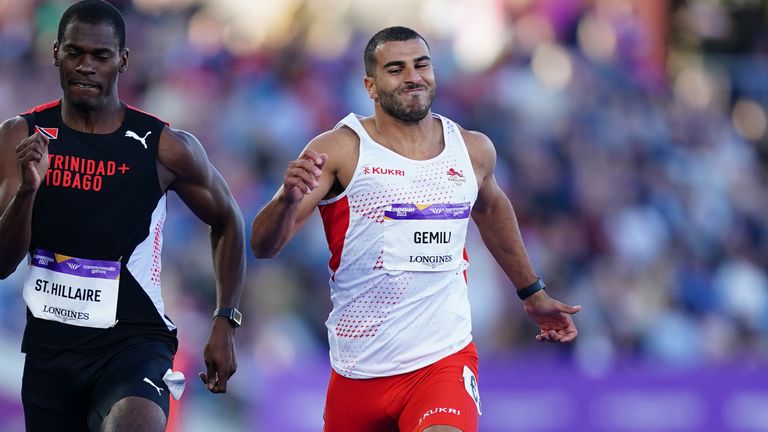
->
[403, 86, 426, 94]
[70, 81, 101, 91]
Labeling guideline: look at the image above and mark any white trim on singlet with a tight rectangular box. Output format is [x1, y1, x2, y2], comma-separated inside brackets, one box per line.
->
[126, 194, 174, 330]
[319, 112, 456, 206]
[317, 114, 366, 206]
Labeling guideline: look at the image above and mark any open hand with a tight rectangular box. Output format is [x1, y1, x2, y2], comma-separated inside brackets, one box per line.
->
[522, 290, 581, 343]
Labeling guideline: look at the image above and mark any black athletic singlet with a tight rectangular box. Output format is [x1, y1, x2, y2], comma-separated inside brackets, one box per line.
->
[19, 100, 177, 354]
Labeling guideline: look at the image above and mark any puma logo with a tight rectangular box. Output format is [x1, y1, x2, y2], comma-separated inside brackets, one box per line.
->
[143, 377, 164, 396]
[125, 130, 151, 149]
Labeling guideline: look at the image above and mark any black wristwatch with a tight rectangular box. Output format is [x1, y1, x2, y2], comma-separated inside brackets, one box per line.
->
[516, 277, 546, 300]
[213, 307, 242, 328]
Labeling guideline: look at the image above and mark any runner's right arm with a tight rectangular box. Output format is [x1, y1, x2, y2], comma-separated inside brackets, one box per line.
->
[250, 131, 340, 258]
[0, 117, 47, 279]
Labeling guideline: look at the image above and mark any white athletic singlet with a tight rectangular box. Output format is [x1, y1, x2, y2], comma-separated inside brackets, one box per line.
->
[318, 113, 478, 378]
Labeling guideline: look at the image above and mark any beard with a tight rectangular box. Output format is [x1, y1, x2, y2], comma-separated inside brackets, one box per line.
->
[70, 96, 99, 112]
[377, 83, 436, 123]
[60, 71, 107, 112]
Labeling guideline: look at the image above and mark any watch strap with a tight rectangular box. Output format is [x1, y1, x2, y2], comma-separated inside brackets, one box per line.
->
[213, 307, 242, 327]
[517, 278, 545, 300]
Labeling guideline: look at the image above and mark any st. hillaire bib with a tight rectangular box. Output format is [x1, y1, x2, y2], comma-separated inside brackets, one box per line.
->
[23, 249, 120, 328]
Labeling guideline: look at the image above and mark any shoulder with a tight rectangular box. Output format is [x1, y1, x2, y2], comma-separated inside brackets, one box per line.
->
[457, 124, 496, 169]
[456, 123, 493, 151]
[160, 126, 198, 145]
[0, 116, 31, 148]
[307, 126, 360, 166]
[439, 114, 494, 153]
[0, 117, 28, 188]
[305, 126, 360, 182]
[308, 126, 359, 151]
[159, 126, 205, 154]
[0, 115, 30, 135]
[157, 126, 209, 178]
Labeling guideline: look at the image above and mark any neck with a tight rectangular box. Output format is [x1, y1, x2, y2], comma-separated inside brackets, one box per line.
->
[61, 97, 125, 134]
[370, 107, 441, 160]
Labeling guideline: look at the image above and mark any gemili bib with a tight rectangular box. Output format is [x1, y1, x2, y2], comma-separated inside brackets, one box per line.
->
[19, 100, 177, 354]
[319, 113, 478, 378]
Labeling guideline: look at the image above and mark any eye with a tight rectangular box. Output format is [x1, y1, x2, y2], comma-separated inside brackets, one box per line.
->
[92, 51, 113, 60]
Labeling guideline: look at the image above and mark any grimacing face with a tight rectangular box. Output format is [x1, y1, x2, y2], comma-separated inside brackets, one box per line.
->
[370, 38, 436, 123]
[54, 20, 127, 111]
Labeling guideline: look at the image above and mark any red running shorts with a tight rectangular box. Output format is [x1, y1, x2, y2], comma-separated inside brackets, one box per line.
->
[323, 342, 481, 432]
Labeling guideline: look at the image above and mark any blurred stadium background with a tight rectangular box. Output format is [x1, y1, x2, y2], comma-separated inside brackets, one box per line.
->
[1, 0, 767, 430]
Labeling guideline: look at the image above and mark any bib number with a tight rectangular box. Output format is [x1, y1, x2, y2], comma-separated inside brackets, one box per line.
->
[382, 203, 470, 272]
[463, 365, 482, 415]
[23, 249, 120, 328]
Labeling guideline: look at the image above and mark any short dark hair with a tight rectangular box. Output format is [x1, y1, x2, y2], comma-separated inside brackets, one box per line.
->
[58, 0, 126, 50]
[363, 26, 429, 77]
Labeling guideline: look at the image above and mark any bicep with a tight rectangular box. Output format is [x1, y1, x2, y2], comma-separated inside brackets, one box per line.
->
[286, 133, 352, 232]
[462, 128, 497, 197]
[159, 128, 237, 226]
[473, 173, 509, 219]
[463, 130, 511, 223]
[174, 164, 236, 226]
[0, 117, 28, 211]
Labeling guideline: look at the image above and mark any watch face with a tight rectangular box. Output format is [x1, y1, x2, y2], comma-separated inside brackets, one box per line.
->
[231, 309, 243, 326]
[216, 308, 242, 327]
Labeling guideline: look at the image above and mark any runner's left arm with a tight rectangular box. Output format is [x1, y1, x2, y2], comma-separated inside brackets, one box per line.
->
[158, 127, 245, 393]
[464, 129, 581, 343]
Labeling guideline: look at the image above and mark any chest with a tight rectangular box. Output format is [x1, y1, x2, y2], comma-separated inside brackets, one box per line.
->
[41, 126, 158, 195]
[350, 147, 477, 206]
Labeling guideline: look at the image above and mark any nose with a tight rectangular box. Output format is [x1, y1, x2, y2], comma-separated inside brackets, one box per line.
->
[75, 56, 96, 74]
[404, 65, 422, 83]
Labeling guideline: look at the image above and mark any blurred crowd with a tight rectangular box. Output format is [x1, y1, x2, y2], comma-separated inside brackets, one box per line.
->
[1, 0, 767, 429]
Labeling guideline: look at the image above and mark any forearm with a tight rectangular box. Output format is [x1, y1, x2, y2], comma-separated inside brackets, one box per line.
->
[0, 190, 36, 279]
[474, 203, 537, 289]
[210, 208, 246, 309]
[0, 187, 35, 278]
[204, 205, 243, 393]
[250, 191, 301, 258]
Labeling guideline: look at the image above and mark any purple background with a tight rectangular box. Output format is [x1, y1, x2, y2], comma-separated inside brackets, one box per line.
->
[241, 353, 768, 431]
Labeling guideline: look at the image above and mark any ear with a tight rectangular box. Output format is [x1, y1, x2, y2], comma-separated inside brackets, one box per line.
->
[363, 75, 376, 100]
[119, 48, 129, 73]
[53, 41, 59, 67]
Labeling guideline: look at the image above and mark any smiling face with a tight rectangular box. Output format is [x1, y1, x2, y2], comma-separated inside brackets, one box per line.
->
[365, 38, 436, 123]
[54, 19, 127, 111]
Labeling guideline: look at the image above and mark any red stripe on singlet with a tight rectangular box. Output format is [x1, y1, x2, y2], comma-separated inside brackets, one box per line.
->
[319, 196, 350, 281]
[463, 248, 469, 284]
[126, 104, 169, 126]
[21, 99, 61, 115]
